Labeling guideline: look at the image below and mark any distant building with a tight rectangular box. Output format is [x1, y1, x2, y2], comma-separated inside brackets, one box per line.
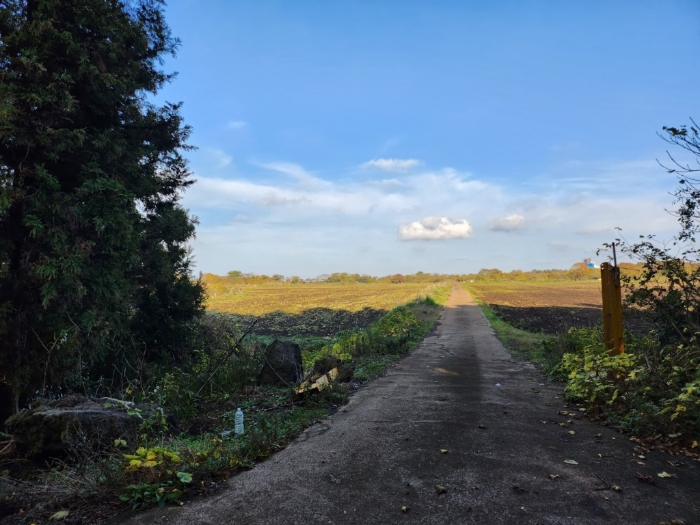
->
[583, 258, 599, 269]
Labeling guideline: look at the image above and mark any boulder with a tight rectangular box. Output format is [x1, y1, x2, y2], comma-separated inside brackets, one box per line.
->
[5, 394, 144, 458]
[257, 340, 303, 386]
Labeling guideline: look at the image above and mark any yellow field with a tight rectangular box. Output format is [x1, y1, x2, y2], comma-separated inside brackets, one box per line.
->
[203, 276, 438, 316]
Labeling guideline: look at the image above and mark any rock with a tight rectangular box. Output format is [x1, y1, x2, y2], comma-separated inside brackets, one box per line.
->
[257, 340, 303, 386]
[5, 394, 146, 458]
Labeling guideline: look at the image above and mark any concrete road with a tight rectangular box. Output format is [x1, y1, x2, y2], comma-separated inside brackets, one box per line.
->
[121, 288, 699, 524]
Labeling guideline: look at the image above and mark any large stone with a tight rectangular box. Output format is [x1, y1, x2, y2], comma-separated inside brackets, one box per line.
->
[5, 394, 143, 458]
[257, 340, 303, 386]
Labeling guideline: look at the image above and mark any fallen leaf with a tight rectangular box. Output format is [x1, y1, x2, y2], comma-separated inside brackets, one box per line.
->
[470, 484, 479, 490]
[657, 471, 676, 479]
[595, 433, 603, 438]
[612, 485, 622, 492]
[667, 460, 682, 467]
[401, 506, 409, 513]
[434, 484, 447, 495]
[578, 408, 586, 412]
[668, 432, 682, 439]
[50, 511, 69, 521]
[564, 459, 579, 465]
[541, 420, 547, 424]
[568, 431, 575, 435]
[559, 423, 569, 428]
[635, 472, 655, 484]
[548, 474, 560, 480]
[440, 449, 448, 454]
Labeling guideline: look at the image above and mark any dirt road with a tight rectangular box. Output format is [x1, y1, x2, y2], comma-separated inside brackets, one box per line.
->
[120, 288, 699, 524]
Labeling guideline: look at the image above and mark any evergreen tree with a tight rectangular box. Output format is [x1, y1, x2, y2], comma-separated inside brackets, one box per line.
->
[0, 0, 204, 409]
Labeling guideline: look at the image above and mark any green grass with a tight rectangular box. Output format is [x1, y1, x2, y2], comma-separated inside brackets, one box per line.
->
[1, 285, 451, 522]
[476, 301, 560, 373]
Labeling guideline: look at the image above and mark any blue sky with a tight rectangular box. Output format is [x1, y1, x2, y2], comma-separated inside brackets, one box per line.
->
[156, 1, 700, 278]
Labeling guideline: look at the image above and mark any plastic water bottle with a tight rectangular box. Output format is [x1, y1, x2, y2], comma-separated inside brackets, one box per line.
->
[234, 408, 244, 435]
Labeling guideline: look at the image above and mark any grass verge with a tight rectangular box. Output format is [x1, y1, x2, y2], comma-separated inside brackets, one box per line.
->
[0, 286, 449, 523]
[473, 300, 561, 374]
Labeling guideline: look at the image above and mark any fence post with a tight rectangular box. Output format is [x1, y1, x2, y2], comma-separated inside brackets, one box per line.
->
[601, 262, 624, 354]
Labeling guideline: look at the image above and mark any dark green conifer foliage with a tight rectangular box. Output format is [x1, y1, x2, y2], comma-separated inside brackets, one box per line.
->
[0, 0, 204, 408]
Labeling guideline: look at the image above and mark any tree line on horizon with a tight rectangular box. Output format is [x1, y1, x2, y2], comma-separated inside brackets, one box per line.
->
[212, 263, 622, 285]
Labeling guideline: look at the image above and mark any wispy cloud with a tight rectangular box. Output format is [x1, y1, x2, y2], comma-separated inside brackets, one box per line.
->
[491, 213, 525, 232]
[186, 165, 490, 217]
[182, 157, 679, 277]
[398, 217, 473, 240]
[256, 161, 332, 189]
[206, 148, 233, 168]
[361, 158, 421, 171]
[227, 120, 248, 129]
[189, 175, 413, 214]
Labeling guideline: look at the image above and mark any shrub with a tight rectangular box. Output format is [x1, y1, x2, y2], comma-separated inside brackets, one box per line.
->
[559, 327, 700, 444]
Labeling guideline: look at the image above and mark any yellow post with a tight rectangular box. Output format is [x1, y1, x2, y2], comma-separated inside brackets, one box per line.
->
[601, 262, 624, 354]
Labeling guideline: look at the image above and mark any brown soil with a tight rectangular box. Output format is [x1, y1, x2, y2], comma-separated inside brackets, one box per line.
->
[227, 307, 387, 338]
[465, 281, 656, 335]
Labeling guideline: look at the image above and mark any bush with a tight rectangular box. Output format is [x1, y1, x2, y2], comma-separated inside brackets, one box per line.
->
[558, 327, 700, 444]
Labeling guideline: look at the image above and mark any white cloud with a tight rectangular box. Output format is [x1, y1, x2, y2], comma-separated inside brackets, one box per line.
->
[188, 176, 413, 214]
[371, 178, 404, 190]
[181, 156, 679, 277]
[185, 164, 493, 219]
[491, 213, 525, 232]
[228, 120, 248, 129]
[206, 148, 233, 168]
[256, 161, 332, 189]
[398, 217, 473, 240]
[361, 158, 421, 171]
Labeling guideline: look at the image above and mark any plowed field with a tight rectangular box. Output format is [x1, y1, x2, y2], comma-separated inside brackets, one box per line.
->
[464, 280, 652, 334]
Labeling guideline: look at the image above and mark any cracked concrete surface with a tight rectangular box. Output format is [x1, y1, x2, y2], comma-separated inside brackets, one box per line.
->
[118, 288, 700, 524]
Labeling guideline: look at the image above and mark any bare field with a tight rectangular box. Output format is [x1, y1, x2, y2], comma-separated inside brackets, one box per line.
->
[463, 280, 651, 335]
[465, 281, 602, 334]
[465, 280, 602, 308]
[202, 277, 443, 337]
[204, 280, 435, 315]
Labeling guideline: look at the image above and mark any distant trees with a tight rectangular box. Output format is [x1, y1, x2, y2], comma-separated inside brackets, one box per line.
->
[215, 268, 603, 285]
[569, 262, 597, 281]
[0, 0, 204, 408]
